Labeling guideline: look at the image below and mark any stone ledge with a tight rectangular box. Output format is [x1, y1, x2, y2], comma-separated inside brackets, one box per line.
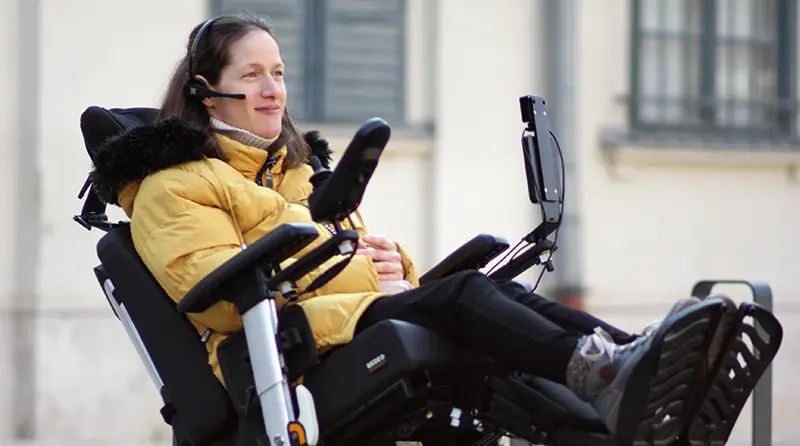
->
[600, 128, 800, 170]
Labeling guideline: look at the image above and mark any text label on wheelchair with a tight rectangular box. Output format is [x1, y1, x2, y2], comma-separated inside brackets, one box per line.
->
[366, 353, 387, 373]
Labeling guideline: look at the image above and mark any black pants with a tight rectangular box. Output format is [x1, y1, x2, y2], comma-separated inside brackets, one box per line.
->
[355, 271, 636, 385]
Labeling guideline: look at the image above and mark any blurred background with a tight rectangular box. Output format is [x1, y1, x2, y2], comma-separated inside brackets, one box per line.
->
[0, 0, 798, 444]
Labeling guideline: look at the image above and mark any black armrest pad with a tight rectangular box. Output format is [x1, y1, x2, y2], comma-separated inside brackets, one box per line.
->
[267, 229, 360, 290]
[419, 233, 509, 286]
[177, 223, 320, 313]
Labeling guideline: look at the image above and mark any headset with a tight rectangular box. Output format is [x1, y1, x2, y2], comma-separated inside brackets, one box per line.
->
[184, 17, 246, 101]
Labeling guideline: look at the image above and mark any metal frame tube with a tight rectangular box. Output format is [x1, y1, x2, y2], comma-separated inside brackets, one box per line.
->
[242, 299, 295, 445]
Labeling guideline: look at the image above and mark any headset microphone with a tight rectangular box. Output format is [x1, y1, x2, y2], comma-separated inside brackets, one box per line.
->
[184, 17, 246, 101]
[185, 80, 246, 100]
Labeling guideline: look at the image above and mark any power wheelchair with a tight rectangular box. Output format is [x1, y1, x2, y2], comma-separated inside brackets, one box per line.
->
[74, 96, 783, 446]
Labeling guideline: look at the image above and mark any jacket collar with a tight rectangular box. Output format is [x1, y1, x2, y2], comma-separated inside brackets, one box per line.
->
[210, 117, 278, 150]
[89, 117, 333, 206]
[215, 133, 287, 182]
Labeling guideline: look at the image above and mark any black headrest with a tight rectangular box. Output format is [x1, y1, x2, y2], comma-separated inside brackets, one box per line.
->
[80, 106, 158, 162]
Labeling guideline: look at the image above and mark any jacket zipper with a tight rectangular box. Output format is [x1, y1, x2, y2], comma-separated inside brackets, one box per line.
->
[260, 156, 335, 235]
[255, 155, 278, 189]
[299, 203, 337, 236]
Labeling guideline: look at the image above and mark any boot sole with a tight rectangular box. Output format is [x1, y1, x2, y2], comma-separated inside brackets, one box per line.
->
[611, 299, 727, 446]
[703, 296, 738, 373]
[684, 302, 783, 445]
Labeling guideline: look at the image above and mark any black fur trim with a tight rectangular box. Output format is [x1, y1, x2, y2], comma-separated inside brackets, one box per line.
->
[89, 117, 209, 205]
[89, 118, 336, 206]
[303, 130, 333, 169]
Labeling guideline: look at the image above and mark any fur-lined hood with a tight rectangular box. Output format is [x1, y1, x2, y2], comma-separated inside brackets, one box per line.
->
[88, 117, 333, 205]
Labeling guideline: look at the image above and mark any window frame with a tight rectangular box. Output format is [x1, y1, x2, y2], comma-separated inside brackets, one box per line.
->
[209, 0, 408, 125]
[628, 0, 798, 141]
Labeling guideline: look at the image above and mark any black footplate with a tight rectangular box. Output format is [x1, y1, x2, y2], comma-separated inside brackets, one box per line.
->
[629, 299, 730, 446]
[684, 302, 783, 446]
[476, 300, 730, 446]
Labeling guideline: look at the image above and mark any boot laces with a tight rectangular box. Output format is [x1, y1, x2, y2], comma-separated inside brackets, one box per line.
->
[581, 327, 652, 363]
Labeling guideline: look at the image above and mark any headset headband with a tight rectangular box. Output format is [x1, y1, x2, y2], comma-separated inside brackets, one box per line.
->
[184, 17, 246, 101]
[188, 17, 219, 79]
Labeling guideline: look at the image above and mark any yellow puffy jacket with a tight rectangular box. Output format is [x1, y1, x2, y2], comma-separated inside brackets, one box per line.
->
[89, 117, 419, 382]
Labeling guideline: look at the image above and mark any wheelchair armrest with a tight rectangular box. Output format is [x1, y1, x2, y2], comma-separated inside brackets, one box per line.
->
[177, 223, 320, 314]
[267, 229, 361, 291]
[418, 233, 509, 286]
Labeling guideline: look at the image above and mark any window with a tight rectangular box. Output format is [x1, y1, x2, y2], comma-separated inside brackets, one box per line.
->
[629, 0, 796, 139]
[212, 0, 406, 125]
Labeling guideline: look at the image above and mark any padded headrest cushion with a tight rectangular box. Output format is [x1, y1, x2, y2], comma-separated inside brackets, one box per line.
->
[80, 106, 158, 162]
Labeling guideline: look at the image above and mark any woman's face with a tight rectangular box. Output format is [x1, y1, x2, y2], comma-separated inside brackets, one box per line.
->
[204, 29, 286, 140]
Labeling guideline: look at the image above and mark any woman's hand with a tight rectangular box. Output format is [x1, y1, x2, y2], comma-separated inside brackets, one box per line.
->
[357, 234, 405, 282]
[379, 279, 414, 294]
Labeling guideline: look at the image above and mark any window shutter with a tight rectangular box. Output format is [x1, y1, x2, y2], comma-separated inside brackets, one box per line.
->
[321, 0, 406, 124]
[212, 0, 310, 120]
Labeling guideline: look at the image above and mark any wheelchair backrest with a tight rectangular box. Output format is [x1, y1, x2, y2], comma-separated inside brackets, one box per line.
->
[80, 106, 238, 444]
[96, 226, 238, 443]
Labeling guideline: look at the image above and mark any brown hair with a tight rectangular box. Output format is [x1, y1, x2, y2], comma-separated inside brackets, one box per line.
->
[157, 13, 309, 168]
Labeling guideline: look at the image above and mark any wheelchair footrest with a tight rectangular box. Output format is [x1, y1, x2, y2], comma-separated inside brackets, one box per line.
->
[483, 373, 632, 446]
[685, 302, 783, 446]
[481, 302, 730, 446]
[627, 299, 730, 446]
[482, 373, 605, 445]
[482, 373, 607, 441]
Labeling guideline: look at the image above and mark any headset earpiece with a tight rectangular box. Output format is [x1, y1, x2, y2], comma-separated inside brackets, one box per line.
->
[185, 77, 246, 100]
[183, 18, 246, 101]
[185, 77, 212, 99]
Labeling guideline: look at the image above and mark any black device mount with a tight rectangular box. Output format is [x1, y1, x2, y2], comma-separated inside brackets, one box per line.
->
[489, 95, 563, 282]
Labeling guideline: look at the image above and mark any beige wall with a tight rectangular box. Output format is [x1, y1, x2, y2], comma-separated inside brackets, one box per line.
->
[0, 0, 796, 443]
[431, 0, 547, 286]
[576, 1, 800, 443]
[30, 0, 208, 441]
[577, 0, 800, 309]
[0, 0, 18, 308]
[0, 0, 20, 438]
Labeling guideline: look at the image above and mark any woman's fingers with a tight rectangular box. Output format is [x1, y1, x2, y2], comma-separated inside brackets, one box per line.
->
[378, 272, 404, 281]
[372, 260, 403, 275]
[357, 247, 402, 263]
[378, 279, 414, 294]
[362, 234, 396, 251]
[358, 234, 404, 278]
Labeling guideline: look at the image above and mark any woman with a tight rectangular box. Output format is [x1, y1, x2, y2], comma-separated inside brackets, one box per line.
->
[88, 13, 722, 441]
